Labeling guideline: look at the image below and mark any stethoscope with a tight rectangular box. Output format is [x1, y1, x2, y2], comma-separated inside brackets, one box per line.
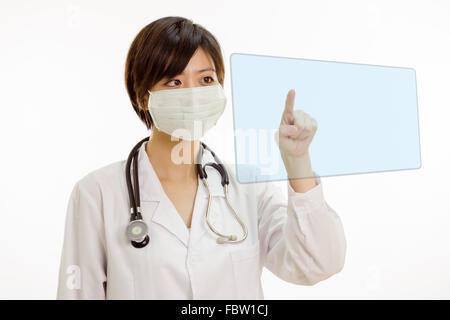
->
[125, 136, 248, 248]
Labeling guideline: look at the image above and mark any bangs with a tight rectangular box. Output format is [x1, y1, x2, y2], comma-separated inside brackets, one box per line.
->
[153, 22, 203, 82]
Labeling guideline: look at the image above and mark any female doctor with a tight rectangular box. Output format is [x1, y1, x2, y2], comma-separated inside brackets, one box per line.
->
[57, 16, 346, 300]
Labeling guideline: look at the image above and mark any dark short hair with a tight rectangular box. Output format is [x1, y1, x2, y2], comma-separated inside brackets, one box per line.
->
[124, 16, 225, 130]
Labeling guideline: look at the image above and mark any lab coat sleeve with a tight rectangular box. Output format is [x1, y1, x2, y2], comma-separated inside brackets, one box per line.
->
[56, 175, 107, 299]
[258, 175, 346, 285]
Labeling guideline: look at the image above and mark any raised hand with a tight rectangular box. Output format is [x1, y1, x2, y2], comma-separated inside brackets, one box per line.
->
[274, 89, 318, 158]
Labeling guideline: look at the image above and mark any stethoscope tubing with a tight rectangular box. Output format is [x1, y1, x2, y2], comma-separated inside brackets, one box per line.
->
[125, 136, 150, 220]
[202, 178, 248, 244]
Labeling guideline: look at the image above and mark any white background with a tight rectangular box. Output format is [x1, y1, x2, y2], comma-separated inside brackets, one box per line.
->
[0, 0, 449, 299]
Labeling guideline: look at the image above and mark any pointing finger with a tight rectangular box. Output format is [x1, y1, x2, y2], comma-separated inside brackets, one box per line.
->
[281, 89, 296, 125]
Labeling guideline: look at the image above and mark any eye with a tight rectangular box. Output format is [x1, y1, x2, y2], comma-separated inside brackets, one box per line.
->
[165, 79, 181, 87]
[202, 76, 215, 84]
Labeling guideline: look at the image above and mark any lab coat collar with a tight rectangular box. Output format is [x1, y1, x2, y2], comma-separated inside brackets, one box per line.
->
[136, 140, 226, 248]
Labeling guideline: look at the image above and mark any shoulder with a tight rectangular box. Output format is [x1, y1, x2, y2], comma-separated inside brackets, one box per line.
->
[64, 160, 127, 227]
[75, 159, 127, 196]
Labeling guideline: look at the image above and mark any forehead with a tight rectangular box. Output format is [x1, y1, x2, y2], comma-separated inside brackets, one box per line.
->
[183, 48, 215, 71]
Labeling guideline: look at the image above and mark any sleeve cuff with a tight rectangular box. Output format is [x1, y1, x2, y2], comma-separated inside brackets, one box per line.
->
[287, 171, 326, 211]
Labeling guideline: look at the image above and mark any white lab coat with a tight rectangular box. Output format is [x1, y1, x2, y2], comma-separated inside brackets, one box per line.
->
[57, 141, 346, 300]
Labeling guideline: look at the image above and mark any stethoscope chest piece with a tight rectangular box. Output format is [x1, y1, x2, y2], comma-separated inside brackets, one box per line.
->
[126, 219, 150, 248]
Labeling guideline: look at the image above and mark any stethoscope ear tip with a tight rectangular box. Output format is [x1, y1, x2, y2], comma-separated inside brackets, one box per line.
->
[216, 235, 237, 244]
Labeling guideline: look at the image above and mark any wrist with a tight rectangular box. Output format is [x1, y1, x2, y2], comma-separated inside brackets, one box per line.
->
[281, 151, 314, 179]
[281, 150, 310, 161]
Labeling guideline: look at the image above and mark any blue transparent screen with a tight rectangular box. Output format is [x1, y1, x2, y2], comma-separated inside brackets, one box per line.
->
[230, 53, 421, 183]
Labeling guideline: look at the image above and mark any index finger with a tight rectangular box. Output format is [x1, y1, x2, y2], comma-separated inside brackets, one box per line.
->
[280, 89, 296, 126]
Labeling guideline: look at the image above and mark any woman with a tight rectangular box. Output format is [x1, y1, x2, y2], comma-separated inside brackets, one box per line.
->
[57, 16, 346, 300]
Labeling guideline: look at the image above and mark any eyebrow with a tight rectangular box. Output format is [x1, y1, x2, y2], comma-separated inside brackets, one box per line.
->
[197, 67, 216, 73]
[181, 67, 216, 74]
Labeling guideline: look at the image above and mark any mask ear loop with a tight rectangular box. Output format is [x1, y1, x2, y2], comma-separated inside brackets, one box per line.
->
[147, 90, 160, 131]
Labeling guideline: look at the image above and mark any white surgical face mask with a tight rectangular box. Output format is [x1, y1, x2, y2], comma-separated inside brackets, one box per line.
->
[147, 84, 227, 141]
